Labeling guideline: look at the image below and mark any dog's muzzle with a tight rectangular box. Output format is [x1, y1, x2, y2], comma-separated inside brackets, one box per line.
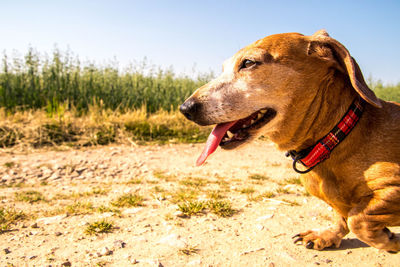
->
[179, 98, 204, 124]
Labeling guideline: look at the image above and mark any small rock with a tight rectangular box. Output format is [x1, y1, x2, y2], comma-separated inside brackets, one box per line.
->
[100, 212, 114, 218]
[3, 248, 11, 254]
[314, 262, 320, 265]
[122, 208, 143, 215]
[97, 247, 113, 257]
[325, 259, 333, 263]
[55, 232, 62, 236]
[36, 214, 67, 225]
[29, 255, 37, 260]
[30, 222, 39, 228]
[283, 184, 298, 193]
[255, 224, 264, 231]
[187, 259, 202, 266]
[113, 240, 126, 249]
[158, 234, 187, 249]
[61, 260, 72, 266]
[256, 214, 274, 221]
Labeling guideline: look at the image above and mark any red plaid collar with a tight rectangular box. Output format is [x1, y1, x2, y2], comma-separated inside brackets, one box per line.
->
[286, 97, 365, 173]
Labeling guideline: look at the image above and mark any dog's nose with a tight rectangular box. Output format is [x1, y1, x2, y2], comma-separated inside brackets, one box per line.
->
[179, 98, 201, 121]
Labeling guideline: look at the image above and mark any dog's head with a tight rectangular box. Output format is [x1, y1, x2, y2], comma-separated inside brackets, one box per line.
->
[180, 30, 382, 165]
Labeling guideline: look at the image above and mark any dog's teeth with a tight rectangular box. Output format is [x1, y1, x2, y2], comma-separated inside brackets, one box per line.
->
[227, 131, 234, 138]
[257, 113, 263, 120]
[251, 120, 255, 125]
[260, 109, 267, 114]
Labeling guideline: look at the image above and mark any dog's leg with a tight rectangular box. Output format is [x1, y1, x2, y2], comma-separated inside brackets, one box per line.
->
[348, 205, 400, 252]
[293, 212, 349, 250]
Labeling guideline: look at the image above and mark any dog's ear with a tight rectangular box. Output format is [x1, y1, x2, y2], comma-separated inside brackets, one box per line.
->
[308, 30, 382, 108]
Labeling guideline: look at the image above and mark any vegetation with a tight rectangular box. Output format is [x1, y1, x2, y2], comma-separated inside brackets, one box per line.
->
[0, 48, 212, 114]
[15, 190, 46, 203]
[85, 219, 114, 235]
[368, 78, 400, 103]
[0, 49, 398, 149]
[0, 207, 26, 233]
[111, 193, 144, 207]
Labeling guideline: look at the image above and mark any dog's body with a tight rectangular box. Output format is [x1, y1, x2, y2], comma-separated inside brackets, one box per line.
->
[180, 30, 400, 251]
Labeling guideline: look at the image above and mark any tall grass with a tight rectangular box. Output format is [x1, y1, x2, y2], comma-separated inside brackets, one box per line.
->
[368, 77, 400, 103]
[0, 48, 213, 114]
[0, 48, 398, 149]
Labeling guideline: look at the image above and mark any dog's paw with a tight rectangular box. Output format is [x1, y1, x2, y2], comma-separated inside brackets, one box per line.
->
[292, 229, 342, 250]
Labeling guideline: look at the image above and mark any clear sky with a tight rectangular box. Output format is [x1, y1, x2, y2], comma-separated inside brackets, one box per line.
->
[1, 0, 399, 83]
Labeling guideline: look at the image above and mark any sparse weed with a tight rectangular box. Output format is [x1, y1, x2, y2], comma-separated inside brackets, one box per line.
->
[207, 190, 225, 200]
[178, 201, 207, 217]
[249, 174, 270, 181]
[85, 220, 114, 235]
[240, 187, 256, 194]
[169, 189, 198, 204]
[65, 202, 95, 215]
[0, 207, 26, 232]
[250, 191, 276, 201]
[127, 178, 142, 184]
[111, 193, 144, 207]
[153, 170, 176, 181]
[15, 190, 46, 203]
[96, 205, 120, 214]
[284, 177, 302, 185]
[207, 200, 235, 217]
[281, 199, 300, 206]
[164, 213, 174, 221]
[276, 187, 291, 194]
[179, 177, 208, 188]
[3, 162, 15, 168]
[179, 245, 200, 255]
[153, 186, 166, 193]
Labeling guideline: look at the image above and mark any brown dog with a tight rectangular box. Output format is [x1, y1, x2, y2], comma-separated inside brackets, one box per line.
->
[180, 30, 400, 252]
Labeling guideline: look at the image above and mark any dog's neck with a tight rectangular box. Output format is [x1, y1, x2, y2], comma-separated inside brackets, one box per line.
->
[269, 70, 358, 152]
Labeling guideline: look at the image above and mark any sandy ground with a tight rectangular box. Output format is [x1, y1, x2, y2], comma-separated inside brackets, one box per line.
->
[0, 141, 399, 267]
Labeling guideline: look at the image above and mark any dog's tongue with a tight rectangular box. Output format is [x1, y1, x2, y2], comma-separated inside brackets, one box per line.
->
[196, 121, 236, 166]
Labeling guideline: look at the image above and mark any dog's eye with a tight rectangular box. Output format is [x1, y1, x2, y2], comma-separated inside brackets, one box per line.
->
[241, 59, 256, 70]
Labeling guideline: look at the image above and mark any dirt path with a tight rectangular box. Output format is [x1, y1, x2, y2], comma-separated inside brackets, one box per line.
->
[0, 141, 399, 266]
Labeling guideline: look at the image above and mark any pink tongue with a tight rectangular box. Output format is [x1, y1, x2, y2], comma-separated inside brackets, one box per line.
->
[196, 121, 237, 166]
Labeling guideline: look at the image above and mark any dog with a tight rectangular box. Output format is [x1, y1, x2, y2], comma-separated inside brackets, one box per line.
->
[180, 30, 400, 252]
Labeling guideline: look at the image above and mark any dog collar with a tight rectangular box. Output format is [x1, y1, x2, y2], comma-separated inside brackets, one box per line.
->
[286, 97, 365, 174]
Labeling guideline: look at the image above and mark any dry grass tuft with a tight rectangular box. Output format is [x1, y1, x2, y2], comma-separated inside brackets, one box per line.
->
[85, 220, 114, 235]
[0, 108, 211, 150]
[111, 193, 144, 207]
[0, 207, 26, 232]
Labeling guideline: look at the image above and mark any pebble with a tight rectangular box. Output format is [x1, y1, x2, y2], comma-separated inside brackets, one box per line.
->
[55, 232, 62, 236]
[255, 224, 264, 231]
[29, 255, 37, 260]
[113, 240, 126, 249]
[3, 248, 11, 254]
[158, 234, 187, 249]
[30, 222, 39, 228]
[36, 215, 67, 225]
[97, 247, 113, 257]
[187, 259, 202, 266]
[61, 260, 72, 266]
[122, 207, 143, 215]
[256, 214, 274, 221]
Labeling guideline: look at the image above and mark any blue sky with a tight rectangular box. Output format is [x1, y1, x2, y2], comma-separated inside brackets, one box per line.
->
[1, 0, 400, 83]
